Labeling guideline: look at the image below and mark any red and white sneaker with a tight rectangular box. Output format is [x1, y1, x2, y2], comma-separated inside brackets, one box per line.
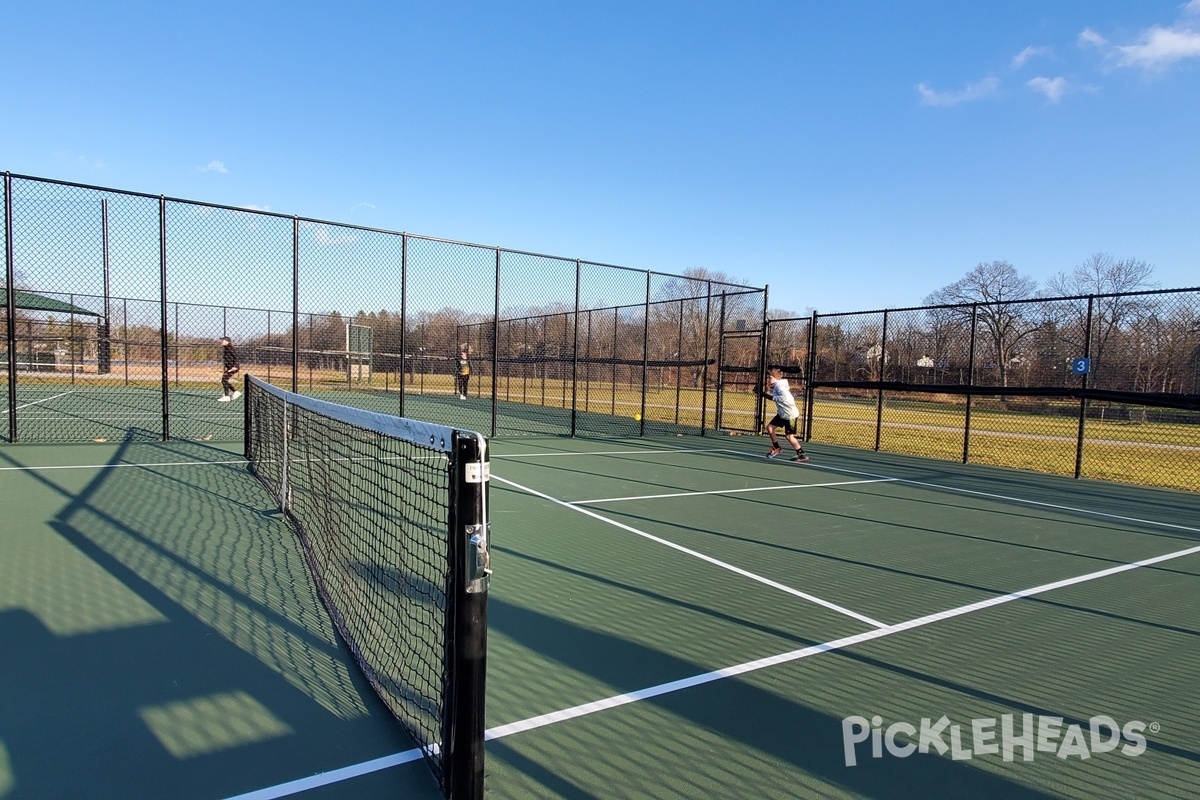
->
[766, 446, 783, 459]
[791, 451, 809, 463]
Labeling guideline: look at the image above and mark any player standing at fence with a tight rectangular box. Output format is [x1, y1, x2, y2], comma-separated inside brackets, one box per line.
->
[762, 368, 807, 462]
[456, 347, 471, 400]
[218, 336, 241, 402]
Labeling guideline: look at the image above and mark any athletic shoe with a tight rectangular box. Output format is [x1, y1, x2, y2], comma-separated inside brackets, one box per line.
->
[791, 452, 809, 463]
[766, 446, 782, 459]
[231, 390, 241, 400]
[217, 395, 231, 402]
[459, 394, 466, 400]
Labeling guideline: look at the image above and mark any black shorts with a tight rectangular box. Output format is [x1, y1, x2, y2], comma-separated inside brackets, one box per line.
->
[769, 415, 799, 436]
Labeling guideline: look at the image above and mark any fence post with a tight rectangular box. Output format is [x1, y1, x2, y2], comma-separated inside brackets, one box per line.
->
[571, 260, 580, 436]
[159, 196, 170, 440]
[700, 281, 713, 436]
[639, 270, 650, 434]
[4, 174, 16, 442]
[755, 287, 769, 434]
[674, 298, 684, 426]
[98, 198, 112, 374]
[874, 310, 888, 451]
[1074, 296, 1094, 479]
[292, 217, 299, 393]
[715, 293, 727, 432]
[963, 304, 978, 463]
[804, 311, 817, 442]
[399, 233, 407, 417]
[491, 248, 500, 439]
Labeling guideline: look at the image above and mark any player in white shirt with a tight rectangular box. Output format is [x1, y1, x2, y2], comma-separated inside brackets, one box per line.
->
[762, 368, 808, 462]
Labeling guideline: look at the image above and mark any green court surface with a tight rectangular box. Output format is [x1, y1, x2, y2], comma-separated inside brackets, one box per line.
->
[2, 434, 1198, 799]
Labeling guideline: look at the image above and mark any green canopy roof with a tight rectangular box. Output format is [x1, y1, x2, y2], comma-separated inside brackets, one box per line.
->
[2, 289, 102, 317]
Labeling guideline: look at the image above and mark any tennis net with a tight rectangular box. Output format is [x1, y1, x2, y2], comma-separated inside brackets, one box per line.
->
[243, 374, 490, 799]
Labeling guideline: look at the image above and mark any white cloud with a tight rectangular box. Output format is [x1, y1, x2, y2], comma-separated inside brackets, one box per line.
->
[1027, 76, 1069, 103]
[916, 76, 1000, 107]
[351, 202, 376, 212]
[1012, 46, 1050, 69]
[1082, 4, 1200, 72]
[312, 223, 356, 246]
[1113, 25, 1200, 71]
[1078, 28, 1108, 49]
[241, 204, 271, 212]
[200, 160, 228, 173]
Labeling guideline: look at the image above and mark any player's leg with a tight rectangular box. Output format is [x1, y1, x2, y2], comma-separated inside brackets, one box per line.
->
[785, 419, 808, 461]
[766, 416, 783, 458]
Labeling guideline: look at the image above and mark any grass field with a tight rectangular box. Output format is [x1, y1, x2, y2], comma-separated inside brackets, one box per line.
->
[10, 366, 1198, 492]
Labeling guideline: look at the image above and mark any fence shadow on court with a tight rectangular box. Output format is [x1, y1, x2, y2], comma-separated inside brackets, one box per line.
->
[0, 439, 440, 799]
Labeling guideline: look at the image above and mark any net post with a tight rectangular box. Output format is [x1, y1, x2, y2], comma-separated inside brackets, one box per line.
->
[447, 430, 491, 800]
[242, 375, 252, 460]
[279, 399, 290, 512]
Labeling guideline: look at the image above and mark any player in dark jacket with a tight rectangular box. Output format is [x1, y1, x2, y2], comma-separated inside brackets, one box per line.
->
[218, 336, 241, 401]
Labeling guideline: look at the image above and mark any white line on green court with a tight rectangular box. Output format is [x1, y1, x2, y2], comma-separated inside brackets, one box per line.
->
[574, 477, 896, 505]
[492, 473, 890, 629]
[221, 750, 426, 800]
[223, 536, 1200, 800]
[709, 449, 1200, 535]
[0, 459, 249, 471]
[483, 540, 1200, 741]
[495, 446, 729, 459]
[2, 390, 75, 414]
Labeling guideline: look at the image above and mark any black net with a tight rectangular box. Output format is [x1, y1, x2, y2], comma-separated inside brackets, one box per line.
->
[244, 375, 468, 793]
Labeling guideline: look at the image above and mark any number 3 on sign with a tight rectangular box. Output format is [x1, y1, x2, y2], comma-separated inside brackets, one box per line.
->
[1071, 358, 1091, 375]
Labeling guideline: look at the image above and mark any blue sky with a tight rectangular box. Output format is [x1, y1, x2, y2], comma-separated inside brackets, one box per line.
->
[4, 1, 1198, 315]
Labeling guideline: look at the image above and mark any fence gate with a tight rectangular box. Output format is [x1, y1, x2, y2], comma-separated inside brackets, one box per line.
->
[716, 321, 764, 434]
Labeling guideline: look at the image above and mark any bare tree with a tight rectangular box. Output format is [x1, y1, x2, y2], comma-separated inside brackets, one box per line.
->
[1044, 253, 1157, 297]
[924, 261, 1039, 390]
[653, 267, 753, 387]
[1044, 253, 1159, 388]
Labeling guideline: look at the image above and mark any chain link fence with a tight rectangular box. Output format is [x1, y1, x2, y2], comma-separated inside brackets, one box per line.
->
[5, 172, 1196, 491]
[767, 290, 1200, 491]
[3, 173, 761, 444]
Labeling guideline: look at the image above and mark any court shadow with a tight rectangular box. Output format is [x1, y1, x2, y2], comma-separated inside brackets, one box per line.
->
[0, 438, 442, 799]
[487, 597, 1061, 799]
[571, 490, 1200, 642]
[493, 543, 1200, 768]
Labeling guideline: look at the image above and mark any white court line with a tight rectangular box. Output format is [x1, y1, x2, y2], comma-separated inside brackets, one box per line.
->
[0, 443, 700, 474]
[225, 538, 1200, 800]
[496, 446, 727, 459]
[222, 750, 426, 800]
[493, 473, 888, 629]
[708, 448, 1200, 535]
[0, 459, 249, 472]
[575, 477, 896, 505]
[2, 390, 76, 414]
[485, 539, 1200, 739]
[0, 458, 250, 472]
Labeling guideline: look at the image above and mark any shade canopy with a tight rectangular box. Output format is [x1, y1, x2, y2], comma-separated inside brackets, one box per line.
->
[2, 289, 103, 317]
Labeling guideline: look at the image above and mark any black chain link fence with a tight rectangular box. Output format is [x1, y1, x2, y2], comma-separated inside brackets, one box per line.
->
[767, 291, 1200, 491]
[6, 172, 1196, 491]
[3, 173, 761, 444]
